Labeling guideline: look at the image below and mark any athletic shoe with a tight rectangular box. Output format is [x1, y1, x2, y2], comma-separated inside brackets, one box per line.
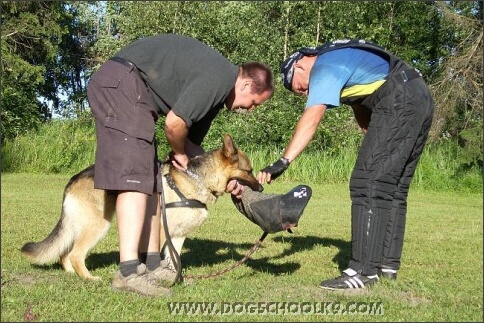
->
[112, 263, 172, 296]
[147, 260, 179, 287]
[320, 272, 379, 290]
[378, 268, 397, 280]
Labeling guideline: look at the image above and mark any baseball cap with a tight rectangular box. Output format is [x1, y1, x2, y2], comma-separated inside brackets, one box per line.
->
[280, 46, 321, 91]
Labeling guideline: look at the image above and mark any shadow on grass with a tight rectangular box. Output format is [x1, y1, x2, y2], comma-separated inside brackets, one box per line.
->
[87, 251, 119, 269]
[29, 236, 349, 277]
[271, 235, 351, 270]
[30, 251, 119, 274]
[180, 235, 350, 275]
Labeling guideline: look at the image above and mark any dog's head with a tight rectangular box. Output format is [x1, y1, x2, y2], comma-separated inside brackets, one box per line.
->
[168, 134, 263, 198]
[219, 134, 263, 193]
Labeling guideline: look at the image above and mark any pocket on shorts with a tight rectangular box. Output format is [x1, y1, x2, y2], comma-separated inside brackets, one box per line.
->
[101, 126, 154, 176]
[102, 111, 155, 144]
[101, 113, 155, 177]
[104, 116, 154, 144]
[129, 135, 155, 175]
[97, 74, 156, 142]
[131, 91, 157, 142]
[93, 73, 121, 88]
[90, 61, 133, 88]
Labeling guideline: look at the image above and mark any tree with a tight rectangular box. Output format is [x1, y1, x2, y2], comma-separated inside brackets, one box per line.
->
[2, 1, 481, 160]
[1, 2, 70, 140]
[428, 1, 483, 166]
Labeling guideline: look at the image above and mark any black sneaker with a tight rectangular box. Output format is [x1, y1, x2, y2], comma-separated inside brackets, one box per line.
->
[378, 268, 397, 280]
[320, 273, 379, 290]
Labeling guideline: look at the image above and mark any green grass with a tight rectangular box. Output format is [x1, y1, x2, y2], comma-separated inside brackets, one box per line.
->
[1, 173, 482, 322]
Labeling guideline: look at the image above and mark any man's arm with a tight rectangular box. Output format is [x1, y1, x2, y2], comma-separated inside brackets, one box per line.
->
[282, 104, 327, 162]
[351, 104, 371, 134]
[165, 110, 189, 169]
[257, 104, 326, 184]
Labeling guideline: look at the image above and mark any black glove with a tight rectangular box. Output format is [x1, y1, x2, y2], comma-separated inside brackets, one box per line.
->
[260, 157, 290, 181]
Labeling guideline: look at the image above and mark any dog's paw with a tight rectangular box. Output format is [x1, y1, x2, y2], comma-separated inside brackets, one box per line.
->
[84, 275, 102, 282]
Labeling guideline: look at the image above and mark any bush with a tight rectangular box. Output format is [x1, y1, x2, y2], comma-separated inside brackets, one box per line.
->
[1, 117, 96, 173]
[2, 118, 481, 194]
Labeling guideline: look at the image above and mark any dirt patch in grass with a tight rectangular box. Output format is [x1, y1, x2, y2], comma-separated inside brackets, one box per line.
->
[1, 271, 58, 288]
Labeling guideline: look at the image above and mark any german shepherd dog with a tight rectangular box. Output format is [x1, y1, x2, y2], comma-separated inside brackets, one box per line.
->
[21, 134, 262, 281]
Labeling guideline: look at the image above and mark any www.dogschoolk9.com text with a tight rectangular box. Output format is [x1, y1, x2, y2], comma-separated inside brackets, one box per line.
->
[167, 301, 384, 316]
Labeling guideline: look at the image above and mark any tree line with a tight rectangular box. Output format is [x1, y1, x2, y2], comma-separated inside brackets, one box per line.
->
[1, 1, 482, 165]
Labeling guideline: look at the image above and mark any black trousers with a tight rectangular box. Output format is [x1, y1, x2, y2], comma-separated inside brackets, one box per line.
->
[348, 61, 434, 276]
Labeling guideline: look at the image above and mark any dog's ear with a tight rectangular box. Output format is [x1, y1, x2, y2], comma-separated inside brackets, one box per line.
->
[222, 134, 239, 163]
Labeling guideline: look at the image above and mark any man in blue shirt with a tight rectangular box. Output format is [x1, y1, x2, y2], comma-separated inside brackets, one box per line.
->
[257, 39, 434, 290]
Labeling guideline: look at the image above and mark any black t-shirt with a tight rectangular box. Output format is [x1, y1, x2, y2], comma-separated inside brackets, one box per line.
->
[115, 34, 238, 144]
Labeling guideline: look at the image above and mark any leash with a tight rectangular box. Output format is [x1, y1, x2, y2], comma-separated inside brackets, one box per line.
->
[160, 181, 183, 283]
[182, 231, 268, 280]
[160, 172, 267, 283]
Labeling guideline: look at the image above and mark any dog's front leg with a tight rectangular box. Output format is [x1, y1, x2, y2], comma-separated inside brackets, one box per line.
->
[161, 237, 186, 270]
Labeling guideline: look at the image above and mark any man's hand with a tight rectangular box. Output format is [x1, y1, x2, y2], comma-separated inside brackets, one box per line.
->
[169, 152, 189, 171]
[257, 157, 290, 184]
[226, 179, 245, 199]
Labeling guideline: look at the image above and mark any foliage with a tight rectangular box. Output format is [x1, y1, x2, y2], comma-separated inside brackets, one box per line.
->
[1, 1, 482, 170]
[45, 3, 94, 118]
[1, 2, 64, 140]
[1, 116, 96, 174]
[428, 2, 483, 167]
[2, 120, 482, 194]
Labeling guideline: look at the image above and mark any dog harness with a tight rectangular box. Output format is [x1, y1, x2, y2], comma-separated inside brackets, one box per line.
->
[163, 174, 206, 209]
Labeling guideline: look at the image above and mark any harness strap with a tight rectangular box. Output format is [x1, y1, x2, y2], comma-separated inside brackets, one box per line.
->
[165, 200, 206, 209]
[164, 173, 207, 209]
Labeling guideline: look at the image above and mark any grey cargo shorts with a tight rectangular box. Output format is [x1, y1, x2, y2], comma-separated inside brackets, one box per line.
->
[87, 59, 162, 195]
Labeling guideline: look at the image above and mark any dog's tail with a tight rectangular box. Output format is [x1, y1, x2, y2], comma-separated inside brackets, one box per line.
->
[21, 198, 77, 264]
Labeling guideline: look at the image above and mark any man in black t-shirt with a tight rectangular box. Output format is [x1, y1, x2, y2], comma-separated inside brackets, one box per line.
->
[87, 34, 274, 296]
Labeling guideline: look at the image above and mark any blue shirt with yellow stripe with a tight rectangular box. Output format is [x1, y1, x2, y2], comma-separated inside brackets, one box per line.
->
[306, 48, 389, 109]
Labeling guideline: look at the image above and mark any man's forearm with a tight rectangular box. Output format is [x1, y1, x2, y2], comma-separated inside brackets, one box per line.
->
[165, 111, 189, 154]
[283, 105, 326, 162]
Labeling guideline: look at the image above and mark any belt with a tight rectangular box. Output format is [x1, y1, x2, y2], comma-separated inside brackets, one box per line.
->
[394, 68, 422, 83]
[109, 56, 136, 68]
[109, 56, 145, 81]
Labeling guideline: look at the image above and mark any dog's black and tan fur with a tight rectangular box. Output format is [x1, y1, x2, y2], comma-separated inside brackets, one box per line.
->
[21, 134, 262, 281]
